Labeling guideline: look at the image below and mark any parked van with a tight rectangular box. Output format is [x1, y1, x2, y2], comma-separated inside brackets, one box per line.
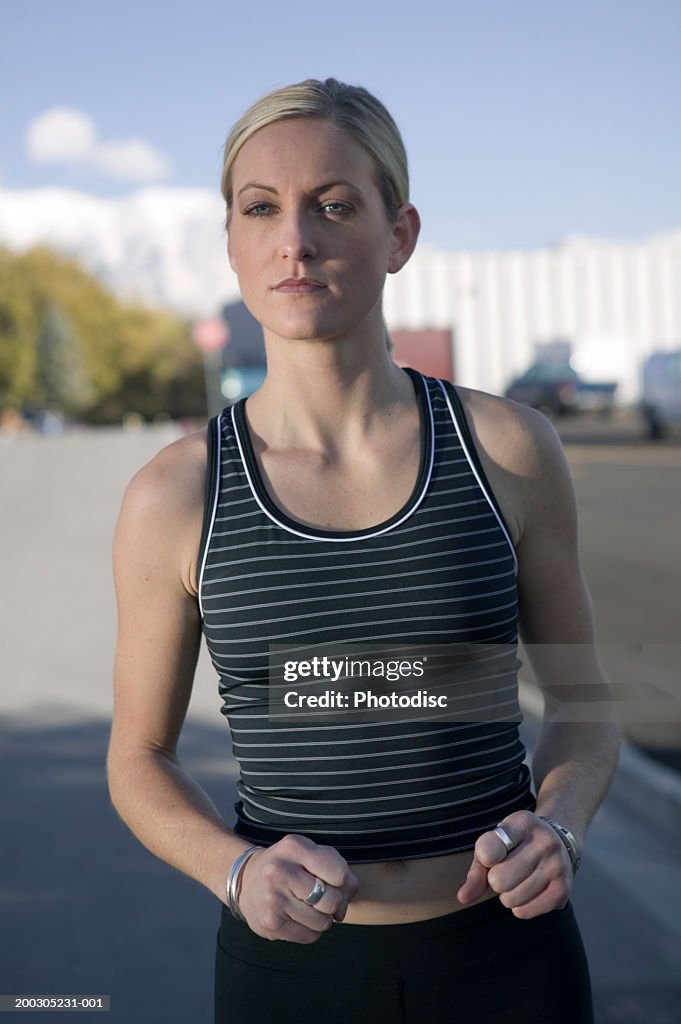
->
[641, 350, 681, 438]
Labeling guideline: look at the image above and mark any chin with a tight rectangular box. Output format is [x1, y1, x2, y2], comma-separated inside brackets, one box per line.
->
[265, 317, 354, 344]
[266, 307, 380, 346]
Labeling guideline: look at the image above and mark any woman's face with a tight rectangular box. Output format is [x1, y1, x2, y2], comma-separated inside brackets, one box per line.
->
[227, 117, 416, 346]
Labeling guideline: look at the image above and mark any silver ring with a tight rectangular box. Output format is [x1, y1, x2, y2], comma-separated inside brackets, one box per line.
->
[303, 878, 326, 906]
[494, 825, 515, 854]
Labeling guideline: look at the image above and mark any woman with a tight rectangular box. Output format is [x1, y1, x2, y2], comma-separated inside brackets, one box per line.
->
[108, 78, 620, 1023]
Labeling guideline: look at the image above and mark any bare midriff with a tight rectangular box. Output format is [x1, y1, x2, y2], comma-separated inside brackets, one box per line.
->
[342, 849, 496, 925]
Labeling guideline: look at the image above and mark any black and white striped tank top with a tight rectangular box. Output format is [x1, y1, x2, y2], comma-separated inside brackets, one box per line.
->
[199, 369, 535, 862]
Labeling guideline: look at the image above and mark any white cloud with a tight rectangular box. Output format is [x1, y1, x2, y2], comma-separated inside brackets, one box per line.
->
[25, 107, 171, 183]
[95, 139, 171, 182]
[0, 186, 238, 316]
[26, 107, 97, 163]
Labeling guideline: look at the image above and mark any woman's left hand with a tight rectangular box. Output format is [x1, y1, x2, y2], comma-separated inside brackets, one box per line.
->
[456, 810, 578, 919]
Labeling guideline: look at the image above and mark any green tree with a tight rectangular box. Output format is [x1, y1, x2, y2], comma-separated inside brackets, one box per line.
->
[36, 302, 94, 414]
[0, 245, 206, 423]
[0, 248, 40, 408]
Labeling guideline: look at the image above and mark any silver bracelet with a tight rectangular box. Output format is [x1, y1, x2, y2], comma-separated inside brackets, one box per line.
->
[539, 817, 581, 876]
[226, 846, 261, 920]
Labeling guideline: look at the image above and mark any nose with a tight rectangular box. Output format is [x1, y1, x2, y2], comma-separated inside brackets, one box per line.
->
[279, 206, 317, 261]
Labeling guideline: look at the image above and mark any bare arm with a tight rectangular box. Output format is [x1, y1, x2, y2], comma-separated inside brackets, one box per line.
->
[107, 435, 242, 900]
[107, 435, 356, 941]
[516, 412, 620, 845]
[457, 401, 620, 916]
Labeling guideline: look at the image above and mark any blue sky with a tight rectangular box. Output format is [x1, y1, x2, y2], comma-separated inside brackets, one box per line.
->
[2, 0, 680, 249]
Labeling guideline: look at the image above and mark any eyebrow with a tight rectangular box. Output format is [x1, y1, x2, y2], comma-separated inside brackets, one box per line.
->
[236, 182, 277, 198]
[236, 179, 364, 199]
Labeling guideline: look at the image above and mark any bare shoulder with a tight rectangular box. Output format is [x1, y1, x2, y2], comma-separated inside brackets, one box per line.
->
[115, 427, 208, 596]
[454, 386, 566, 476]
[453, 386, 575, 545]
[122, 427, 207, 516]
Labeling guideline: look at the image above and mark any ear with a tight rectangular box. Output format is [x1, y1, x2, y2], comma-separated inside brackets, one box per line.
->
[387, 203, 421, 275]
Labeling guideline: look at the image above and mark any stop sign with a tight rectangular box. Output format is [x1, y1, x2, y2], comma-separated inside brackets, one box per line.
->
[192, 317, 230, 352]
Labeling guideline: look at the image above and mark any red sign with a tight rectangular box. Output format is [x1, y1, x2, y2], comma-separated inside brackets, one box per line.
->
[390, 329, 454, 381]
[192, 317, 230, 352]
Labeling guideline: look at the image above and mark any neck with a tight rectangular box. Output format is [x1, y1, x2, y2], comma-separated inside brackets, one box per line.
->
[247, 323, 414, 452]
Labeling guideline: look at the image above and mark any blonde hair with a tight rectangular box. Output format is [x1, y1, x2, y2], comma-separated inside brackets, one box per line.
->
[221, 78, 409, 223]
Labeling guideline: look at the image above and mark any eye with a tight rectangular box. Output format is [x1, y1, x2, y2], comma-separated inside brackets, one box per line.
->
[320, 200, 353, 216]
[242, 201, 275, 217]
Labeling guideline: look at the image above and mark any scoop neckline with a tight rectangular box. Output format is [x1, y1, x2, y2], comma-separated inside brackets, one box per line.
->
[231, 367, 434, 542]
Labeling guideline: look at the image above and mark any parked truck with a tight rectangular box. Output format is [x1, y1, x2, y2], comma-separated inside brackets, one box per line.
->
[504, 361, 618, 416]
[641, 350, 681, 439]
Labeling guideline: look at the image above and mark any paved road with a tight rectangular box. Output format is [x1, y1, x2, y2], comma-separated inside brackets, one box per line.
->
[1, 421, 680, 1022]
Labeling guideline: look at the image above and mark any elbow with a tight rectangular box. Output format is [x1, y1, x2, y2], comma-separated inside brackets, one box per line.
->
[106, 742, 131, 818]
[106, 738, 149, 816]
[106, 737, 178, 816]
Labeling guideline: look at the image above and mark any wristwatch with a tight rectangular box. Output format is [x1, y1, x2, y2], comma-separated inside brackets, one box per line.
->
[539, 817, 581, 876]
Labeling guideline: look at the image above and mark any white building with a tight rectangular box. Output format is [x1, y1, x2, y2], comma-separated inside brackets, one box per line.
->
[384, 232, 681, 402]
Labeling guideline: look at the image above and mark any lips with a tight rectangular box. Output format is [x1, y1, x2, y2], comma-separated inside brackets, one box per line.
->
[273, 278, 326, 294]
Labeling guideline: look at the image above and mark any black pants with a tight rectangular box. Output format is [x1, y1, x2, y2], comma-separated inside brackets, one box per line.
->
[215, 896, 594, 1023]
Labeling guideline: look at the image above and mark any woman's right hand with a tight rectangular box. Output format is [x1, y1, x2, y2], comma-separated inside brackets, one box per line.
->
[235, 834, 359, 943]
